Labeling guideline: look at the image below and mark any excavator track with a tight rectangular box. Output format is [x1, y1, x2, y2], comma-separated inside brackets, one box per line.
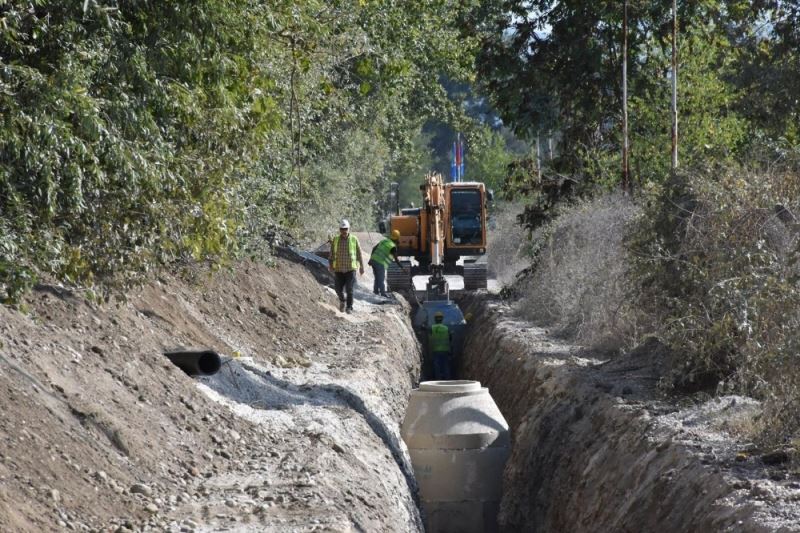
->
[463, 262, 487, 290]
[387, 261, 413, 292]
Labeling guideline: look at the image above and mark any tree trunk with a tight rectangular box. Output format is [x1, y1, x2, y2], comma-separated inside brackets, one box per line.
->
[622, 0, 630, 194]
[671, 0, 679, 174]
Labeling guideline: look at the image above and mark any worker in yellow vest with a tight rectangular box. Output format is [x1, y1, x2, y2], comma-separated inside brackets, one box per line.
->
[329, 219, 364, 314]
[429, 311, 452, 380]
[368, 229, 405, 297]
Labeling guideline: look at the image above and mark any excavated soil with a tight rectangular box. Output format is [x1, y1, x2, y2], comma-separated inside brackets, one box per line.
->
[6, 235, 800, 533]
[458, 294, 800, 533]
[0, 243, 422, 532]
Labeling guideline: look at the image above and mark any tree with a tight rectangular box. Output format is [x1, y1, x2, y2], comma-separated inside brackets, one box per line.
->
[469, 1, 762, 184]
[0, 0, 484, 300]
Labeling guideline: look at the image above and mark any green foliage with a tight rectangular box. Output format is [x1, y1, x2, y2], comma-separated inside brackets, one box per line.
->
[471, 0, 632, 171]
[465, 126, 516, 193]
[0, 1, 270, 300]
[467, 0, 782, 240]
[570, 22, 748, 191]
[0, 0, 482, 300]
[297, 130, 389, 241]
[733, 2, 800, 144]
[630, 25, 747, 187]
[388, 130, 436, 213]
[0, 219, 37, 303]
[469, 1, 763, 187]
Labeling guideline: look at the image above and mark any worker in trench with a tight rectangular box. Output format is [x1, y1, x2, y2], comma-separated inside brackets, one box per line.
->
[329, 219, 365, 314]
[429, 311, 453, 380]
[368, 229, 406, 297]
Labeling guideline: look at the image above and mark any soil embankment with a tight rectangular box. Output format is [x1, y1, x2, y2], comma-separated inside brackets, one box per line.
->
[0, 252, 422, 532]
[458, 294, 800, 532]
[6, 242, 800, 533]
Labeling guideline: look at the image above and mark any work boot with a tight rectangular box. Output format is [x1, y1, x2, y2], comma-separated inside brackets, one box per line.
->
[346, 307, 353, 314]
[339, 300, 346, 312]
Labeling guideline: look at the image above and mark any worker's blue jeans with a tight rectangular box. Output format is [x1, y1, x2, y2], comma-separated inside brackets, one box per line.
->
[432, 351, 451, 380]
[371, 263, 387, 296]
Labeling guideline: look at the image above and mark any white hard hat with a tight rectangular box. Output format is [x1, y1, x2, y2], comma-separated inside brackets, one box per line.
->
[339, 219, 350, 229]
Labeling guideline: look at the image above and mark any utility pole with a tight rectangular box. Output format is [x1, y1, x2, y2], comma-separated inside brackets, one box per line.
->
[536, 131, 542, 181]
[621, 0, 630, 195]
[671, 0, 679, 174]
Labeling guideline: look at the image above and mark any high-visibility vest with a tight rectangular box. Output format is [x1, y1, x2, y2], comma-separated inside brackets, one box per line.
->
[429, 323, 450, 352]
[332, 234, 359, 271]
[370, 238, 396, 268]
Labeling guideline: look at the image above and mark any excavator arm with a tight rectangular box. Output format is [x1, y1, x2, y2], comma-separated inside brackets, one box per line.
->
[423, 173, 449, 300]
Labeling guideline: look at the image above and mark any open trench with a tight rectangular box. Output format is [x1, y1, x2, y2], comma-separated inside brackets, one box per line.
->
[433, 292, 789, 533]
[1, 247, 795, 532]
[120, 255, 794, 533]
[68, 253, 795, 532]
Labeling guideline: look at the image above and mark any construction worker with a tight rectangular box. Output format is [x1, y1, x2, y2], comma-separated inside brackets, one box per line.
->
[329, 219, 365, 314]
[429, 311, 452, 380]
[369, 229, 404, 297]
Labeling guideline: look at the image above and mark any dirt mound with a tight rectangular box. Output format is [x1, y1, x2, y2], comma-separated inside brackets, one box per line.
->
[0, 254, 422, 532]
[457, 294, 800, 533]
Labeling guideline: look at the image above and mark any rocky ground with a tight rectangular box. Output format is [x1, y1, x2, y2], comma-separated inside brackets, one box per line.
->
[0, 235, 423, 533]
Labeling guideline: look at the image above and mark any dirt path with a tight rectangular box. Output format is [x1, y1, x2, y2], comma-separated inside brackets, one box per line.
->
[0, 252, 422, 532]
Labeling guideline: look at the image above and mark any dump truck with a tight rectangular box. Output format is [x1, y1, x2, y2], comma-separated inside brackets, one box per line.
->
[384, 172, 490, 297]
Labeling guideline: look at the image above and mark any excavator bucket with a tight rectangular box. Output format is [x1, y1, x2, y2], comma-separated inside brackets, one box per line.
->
[462, 260, 488, 290]
[387, 261, 413, 292]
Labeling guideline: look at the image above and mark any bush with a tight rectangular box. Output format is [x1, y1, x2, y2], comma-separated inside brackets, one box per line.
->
[294, 130, 389, 245]
[632, 169, 800, 444]
[0, 2, 268, 301]
[513, 193, 642, 352]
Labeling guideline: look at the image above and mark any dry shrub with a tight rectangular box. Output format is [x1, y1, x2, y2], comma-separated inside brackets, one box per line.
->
[633, 169, 800, 445]
[512, 193, 642, 352]
[487, 201, 533, 285]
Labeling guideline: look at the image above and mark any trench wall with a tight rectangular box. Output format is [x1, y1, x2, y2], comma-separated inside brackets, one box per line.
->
[458, 295, 770, 533]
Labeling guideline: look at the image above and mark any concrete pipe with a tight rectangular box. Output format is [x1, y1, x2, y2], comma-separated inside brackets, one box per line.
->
[163, 350, 222, 376]
[401, 380, 510, 533]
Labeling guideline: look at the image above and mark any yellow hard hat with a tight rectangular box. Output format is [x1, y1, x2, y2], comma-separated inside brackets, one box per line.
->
[391, 229, 401, 241]
[434, 311, 444, 319]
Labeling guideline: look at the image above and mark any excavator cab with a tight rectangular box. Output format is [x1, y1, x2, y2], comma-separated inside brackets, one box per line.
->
[444, 182, 488, 291]
[445, 183, 487, 257]
[449, 189, 483, 245]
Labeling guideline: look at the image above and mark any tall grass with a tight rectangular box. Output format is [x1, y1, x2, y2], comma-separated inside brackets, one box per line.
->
[499, 168, 800, 447]
[487, 201, 533, 285]
[512, 193, 643, 352]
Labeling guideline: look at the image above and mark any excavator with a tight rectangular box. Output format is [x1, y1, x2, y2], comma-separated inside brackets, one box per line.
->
[385, 172, 491, 298]
[381, 172, 492, 375]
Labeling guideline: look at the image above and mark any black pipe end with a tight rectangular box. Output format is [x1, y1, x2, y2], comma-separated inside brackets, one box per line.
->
[163, 349, 222, 376]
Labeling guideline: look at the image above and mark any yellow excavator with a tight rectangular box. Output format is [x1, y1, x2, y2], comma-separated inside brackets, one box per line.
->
[385, 172, 491, 299]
